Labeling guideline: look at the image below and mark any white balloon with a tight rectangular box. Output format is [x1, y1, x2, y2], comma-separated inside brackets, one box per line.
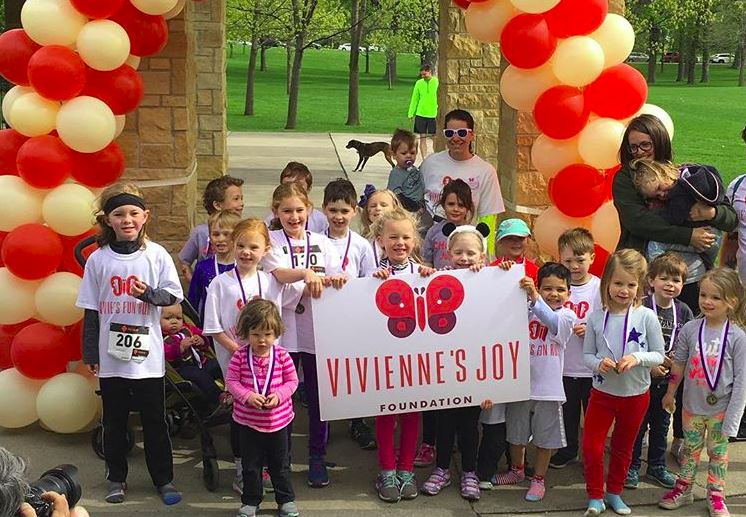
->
[637, 103, 675, 140]
[578, 118, 626, 169]
[0, 176, 46, 232]
[42, 183, 96, 236]
[125, 55, 141, 70]
[56, 96, 116, 153]
[21, 0, 87, 47]
[37, 373, 99, 433]
[76, 20, 131, 72]
[164, 0, 186, 19]
[500, 63, 559, 112]
[551, 36, 605, 87]
[510, 0, 559, 14]
[0, 268, 39, 325]
[464, 0, 518, 43]
[114, 115, 126, 137]
[590, 14, 635, 68]
[131, 0, 179, 16]
[1, 86, 33, 127]
[35, 272, 83, 326]
[0, 368, 45, 429]
[9, 93, 60, 137]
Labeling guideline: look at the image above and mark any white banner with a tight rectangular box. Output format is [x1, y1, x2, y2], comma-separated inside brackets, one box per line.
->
[312, 266, 530, 421]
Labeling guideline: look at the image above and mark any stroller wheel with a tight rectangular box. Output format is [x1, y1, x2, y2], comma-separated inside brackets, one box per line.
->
[203, 457, 219, 492]
[91, 425, 136, 460]
[166, 411, 183, 438]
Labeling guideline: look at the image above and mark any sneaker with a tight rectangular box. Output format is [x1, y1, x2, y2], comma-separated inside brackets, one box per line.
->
[237, 504, 257, 517]
[421, 467, 451, 495]
[584, 499, 606, 517]
[659, 479, 694, 510]
[646, 465, 676, 489]
[397, 470, 418, 500]
[549, 453, 576, 469]
[494, 466, 525, 485]
[232, 474, 243, 495]
[624, 468, 639, 489]
[278, 501, 300, 517]
[707, 489, 730, 517]
[460, 471, 480, 501]
[157, 483, 182, 506]
[376, 470, 400, 502]
[307, 456, 329, 488]
[670, 438, 684, 466]
[604, 493, 631, 515]
[262, 468, 274, 493]
[105, 482, 126, 504]
[478, 476, 497, 490]
[525, 477, 545, 502]
[413, 443, 435, 467]
[349, 420, 377, 450]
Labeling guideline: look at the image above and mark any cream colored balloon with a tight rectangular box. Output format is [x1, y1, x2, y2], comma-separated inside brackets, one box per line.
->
[551, 36, 605, 87]
[9, 93, 60, 137]
[533, 206, 591, 259]
[500, 63, 560, 112]
[76, 20, 131, 72]
[131, 0, 179, 16]
[164, 0, 186, 19]
[465, 0, 518, 43]
[0, 368, 45, 428]
[578, 118, 626, 169]
[21, 0, 87, 47]
[114, 114, 126, 137]
[125, 55, 141, 70]
[531, 134, 582, 180]
[590, 14, 635, 68]
[0, 268, 39, 325]
[37, 373, 99, 434]
[0, 176, 46, 232]
[56, 96, 116, 153]
[35, 272, 83, 326]
[510, 0, 559, 14]
[1, 86, 33, 128]
[638, 103, 675, 139]
[591, 201, 621, 252]
[42, 183, 96, 236]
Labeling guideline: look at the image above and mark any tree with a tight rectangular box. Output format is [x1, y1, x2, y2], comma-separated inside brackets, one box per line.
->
[626, 0, 678, 84]
[345, 0, 366, 126]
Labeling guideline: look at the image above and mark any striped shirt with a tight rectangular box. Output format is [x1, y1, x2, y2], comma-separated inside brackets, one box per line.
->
[226, 344, 298, 432]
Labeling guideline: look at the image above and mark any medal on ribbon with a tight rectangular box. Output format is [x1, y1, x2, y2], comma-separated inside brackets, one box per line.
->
[698, 319, 729, 406]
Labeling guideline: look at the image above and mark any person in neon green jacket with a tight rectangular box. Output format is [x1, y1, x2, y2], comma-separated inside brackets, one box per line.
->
[408, 64, 439, 161]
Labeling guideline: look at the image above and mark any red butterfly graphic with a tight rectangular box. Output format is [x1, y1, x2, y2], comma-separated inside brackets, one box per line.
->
[375, 275, 465, 338]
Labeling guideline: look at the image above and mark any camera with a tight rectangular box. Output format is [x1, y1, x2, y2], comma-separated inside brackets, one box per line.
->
[21, 465, 82, 517]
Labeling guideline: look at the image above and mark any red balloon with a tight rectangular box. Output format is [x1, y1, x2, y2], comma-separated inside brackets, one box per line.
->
[0, 319, 37, 369]
[111, 2, 169, 57]
[11, 323, 69, 379]
[2, 224, 64, 280]
[81, 65, 144, 115]
[27, 45, 86, 101]
[16, 136, 73, 189]
[549, 164, 605, 218]
[589, 244, 610, 277]
[603, 164, 621, 201]
[500, 14, 557, 69]
[0, 129, 29, 175]
[453, 0, 470, 8]
[0, 29, 41, 86]
[533, 86, 589, 140]
[545, 0, 607, 38]
[585, 64, 648, 120]
[71, 142, 125, 188]
[65, 321, 83, 362]
[70, 0, 126, 18]
[59, 229, 98, 276]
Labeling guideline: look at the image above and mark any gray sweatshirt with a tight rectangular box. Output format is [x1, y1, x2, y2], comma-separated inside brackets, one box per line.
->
[584, 305, 665, 397]
[387, 165, 424, 207]
[672, 319, 746, 437]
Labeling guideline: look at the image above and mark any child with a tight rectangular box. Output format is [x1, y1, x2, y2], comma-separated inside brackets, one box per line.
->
[261, 182, 346, 488]
[659, 268, 746, 517]
[265, 162, 328, 233]
[423, 179, 475, 270]
[582, 249, 665, 516]
[322, 178, 377, 450]
[227, 299, 300, 517]
[626, 252, 693, 490]
[178, 175, 244, 282]
[161, 304, 224, 414]
[359, 187, 403, 266]
[491, 218, 538, 283]
[494, 262, 576, 502]
[421, 223, 490, 501]
[76, 183, 184, 505]
[550, 228, 602, 469]
[187, 210, 240, 320]
[203, 218, 301, 494]
[386, 128, 424, 213]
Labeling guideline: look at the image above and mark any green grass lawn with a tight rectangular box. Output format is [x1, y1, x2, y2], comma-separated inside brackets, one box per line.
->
[227, 49, 746, 183]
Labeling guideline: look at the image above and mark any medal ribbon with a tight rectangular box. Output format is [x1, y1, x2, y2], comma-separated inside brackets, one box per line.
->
[697, 319, 729, 393]
[283, 230, 310, 269]
[389, 259, 415, 275]
[247, 347, 276, 397]
[602, 307, 631, 362]
[236, 271, 263, 305]
[213, 256, 236, 278]
[652, 297, 678, 353]
[327, 230, 352, 272]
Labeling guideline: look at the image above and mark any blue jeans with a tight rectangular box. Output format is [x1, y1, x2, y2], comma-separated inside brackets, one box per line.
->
[630, 379, 670, 469]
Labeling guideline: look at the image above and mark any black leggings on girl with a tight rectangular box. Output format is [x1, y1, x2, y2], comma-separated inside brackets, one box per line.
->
[435, 406, 481, 471]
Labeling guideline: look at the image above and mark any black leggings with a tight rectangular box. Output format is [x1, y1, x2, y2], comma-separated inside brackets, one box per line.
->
[435, 406, 481, 471]
[422, 410, 438, 446]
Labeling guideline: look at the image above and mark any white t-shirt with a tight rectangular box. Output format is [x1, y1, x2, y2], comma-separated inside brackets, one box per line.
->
[420, 150, 505, 219]
[202, 269, 302, 374]
[528, 305, 575, 401]
[327, 229, 376, 278]
[264, 208, 329, 234]
[76, 242, 183, 379]
[261, 230, 343, 353]
[562, 275, 602, 378]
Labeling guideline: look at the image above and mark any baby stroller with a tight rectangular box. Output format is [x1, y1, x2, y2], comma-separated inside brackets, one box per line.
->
[76, 235, 229, 491]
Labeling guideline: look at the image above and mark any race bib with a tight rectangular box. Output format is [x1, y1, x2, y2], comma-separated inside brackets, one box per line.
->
[108, 323, 151, 363]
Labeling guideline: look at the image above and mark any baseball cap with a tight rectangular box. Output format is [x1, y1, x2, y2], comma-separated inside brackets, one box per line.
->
[495, 218, 531, 241]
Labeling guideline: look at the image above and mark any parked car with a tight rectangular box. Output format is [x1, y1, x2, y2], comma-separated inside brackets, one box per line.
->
[662, 52, 680, 63]
[626, 51, 649, 62]
[365, 44, 381, 52]
[710, 53, 735, 63]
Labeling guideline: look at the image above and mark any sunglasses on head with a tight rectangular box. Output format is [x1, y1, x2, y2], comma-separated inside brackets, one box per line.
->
[443, 128, 472, 139]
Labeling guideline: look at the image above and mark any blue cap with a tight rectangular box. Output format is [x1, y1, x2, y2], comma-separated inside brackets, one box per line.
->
[495, 218, 531, 241]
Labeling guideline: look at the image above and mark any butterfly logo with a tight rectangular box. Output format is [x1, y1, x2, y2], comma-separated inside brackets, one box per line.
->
[375, 275, 465, 338]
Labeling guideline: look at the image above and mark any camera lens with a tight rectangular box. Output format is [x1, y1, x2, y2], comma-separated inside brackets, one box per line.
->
[28, 465, 82, 512]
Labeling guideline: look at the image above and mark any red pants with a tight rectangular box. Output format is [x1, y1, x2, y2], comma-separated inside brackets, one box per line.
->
[582, 388, 650, 499]
[376, 412, 420, 471]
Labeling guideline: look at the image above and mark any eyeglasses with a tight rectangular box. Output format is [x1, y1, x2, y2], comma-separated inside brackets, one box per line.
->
[443, 128, 473, 139]
[629, 141, 654, 154]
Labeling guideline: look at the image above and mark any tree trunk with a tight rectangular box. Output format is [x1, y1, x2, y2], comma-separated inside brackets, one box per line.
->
[285, 37, 305, 129]
[346, 0, 364, 126]
[260, 44, 267, 71]
[5, 0, 24, 29]
[244, 36, 259, 116]
[229, 42, 234, 59]
[286, 44, 293, 95]
[686, 33, 696, 85]
[700, 42, 709, 83]
[647, 25, 659, 84]
[365, 47, 370, 74]
[676, 33, 686, 82]
[384, 51, 397, 88]
[740, 19, 746, 86]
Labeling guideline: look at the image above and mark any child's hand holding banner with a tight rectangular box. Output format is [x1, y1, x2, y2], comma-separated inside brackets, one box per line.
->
[312, 265, 531, 421]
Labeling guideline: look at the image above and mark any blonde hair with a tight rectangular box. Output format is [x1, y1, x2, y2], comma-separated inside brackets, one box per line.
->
[361, 189, 402, 239]
[630, 158, 679, 191]
[371, 208, 421, 257]
[558, 227, 595, 256]
[232, 218, 270, 249]
[95, 182, 148, 247]
[236, 298, 284, 339]
[208, 210, 241, 233]
[600, 249, 648, 309]
[699, 268, 746, 327]
[268, 183, 312, 230]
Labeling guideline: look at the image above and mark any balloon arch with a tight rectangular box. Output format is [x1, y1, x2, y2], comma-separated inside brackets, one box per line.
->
[0, 0, 674, 433]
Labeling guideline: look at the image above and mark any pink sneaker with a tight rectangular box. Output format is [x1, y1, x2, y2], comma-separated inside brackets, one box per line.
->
[495, 466, 525, 485]
[707, 490, 730, 517]
[414, 443, 435, 467]
[659, 479, 693, 510]
[525, 477, 545, 501]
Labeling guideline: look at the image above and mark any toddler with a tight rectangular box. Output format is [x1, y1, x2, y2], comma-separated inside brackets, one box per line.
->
[386, 128, 424, 213]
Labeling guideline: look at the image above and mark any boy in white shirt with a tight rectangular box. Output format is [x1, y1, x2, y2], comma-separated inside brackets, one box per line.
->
[550, 228, 602, 469]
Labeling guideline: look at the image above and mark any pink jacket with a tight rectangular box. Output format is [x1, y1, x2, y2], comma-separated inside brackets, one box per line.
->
[162, 324, 207, 365]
